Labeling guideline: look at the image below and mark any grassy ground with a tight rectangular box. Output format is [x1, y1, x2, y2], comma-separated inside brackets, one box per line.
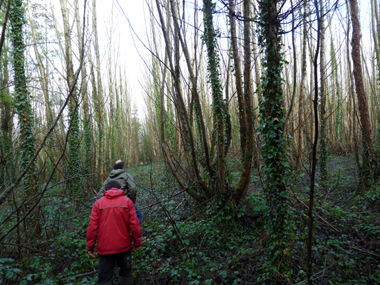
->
[0, 155, 379, 284]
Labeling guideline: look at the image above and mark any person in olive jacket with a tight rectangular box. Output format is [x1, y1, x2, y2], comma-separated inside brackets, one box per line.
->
[87, 180, 142, 285]
[98, 160, 136, 202]
[97, 160, 142, 221]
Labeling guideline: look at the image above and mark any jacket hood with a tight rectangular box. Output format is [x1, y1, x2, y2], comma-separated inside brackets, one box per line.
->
[104, 188, 125, 199]
[109, 169, 124, 178]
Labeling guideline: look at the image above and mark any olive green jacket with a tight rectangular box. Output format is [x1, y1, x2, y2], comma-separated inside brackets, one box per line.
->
[97, 169, 136, 203]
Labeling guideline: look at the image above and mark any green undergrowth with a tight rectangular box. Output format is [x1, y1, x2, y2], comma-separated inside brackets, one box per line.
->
[0, 184, 98, 284]
[1, 156, 380, 284]
[133, 192, 268, 284]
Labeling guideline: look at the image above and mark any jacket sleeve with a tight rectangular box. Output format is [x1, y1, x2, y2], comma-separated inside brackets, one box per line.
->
[86, 201, 100, 251]
[97, 179, 108, 198]
[128, 200, 142, 247]
[126, 188, 136, 204]
[124, 174, 137, 203]
[135, 205, 142, 222]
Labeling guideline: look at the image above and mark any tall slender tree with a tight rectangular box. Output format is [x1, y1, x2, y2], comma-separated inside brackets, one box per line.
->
[0, 43, 12, 186]
[92, 0, 105, 182]
[297, 2, 308, 171]
[60, 0, 81, 197]
[319, 0, 328, 182]
[74, 0, 91, 171]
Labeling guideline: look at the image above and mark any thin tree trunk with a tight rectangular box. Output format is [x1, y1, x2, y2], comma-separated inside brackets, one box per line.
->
[27, 0, 53, 125]
[60, 0, 81, 197]
[297, 2, 308, 171]
[0, 48, 13, 185]
[93, 0, 104, 182]
[307, 1, 321, 281]
[75, 0, 91, 170]
[252, 0, 261, 168]
[229, 0, 247, 155]
[169, 0, 212, 184]
[285, 0, 297, 129]
[234, 0, 255, 204]
[308, 4, 314, 146]
[319, 0, 327, 182]
[155, 0, 200, 200]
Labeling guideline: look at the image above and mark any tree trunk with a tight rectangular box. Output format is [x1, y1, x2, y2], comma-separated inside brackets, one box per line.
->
[60, 0, 81, 197]
[155, 0, 200, 200]
[297, 2, 308, 172]
[234, 0, 255, 203]
[349, 0, 374, 186]
[93, 0, 105, 182]
[203, 0, 229, 198]
[27, 0, 54, 126]
[10, 0, 37, 196]
[229, 0, 247, 155]
[169, 0, 212, 184]
[258, 0, 290, 271]
[0, 49, 13, 185]
[74, 0, 91, 171]
[371, 0, 380, 147]
[319, 0, 328, 182]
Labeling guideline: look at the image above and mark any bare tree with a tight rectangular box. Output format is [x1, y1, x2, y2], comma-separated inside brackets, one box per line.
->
[349, 0, 374, 186]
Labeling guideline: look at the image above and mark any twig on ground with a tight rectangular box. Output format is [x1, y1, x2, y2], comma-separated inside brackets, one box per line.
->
[321, 169, 341, 206]
[350, 246, 380, 259]
[0, 242, 47, 254]
[61, 270, 98, 281]
[175, 198, 186, 210]
[294, 262, 337, 285]
[290, 190, 340, 232]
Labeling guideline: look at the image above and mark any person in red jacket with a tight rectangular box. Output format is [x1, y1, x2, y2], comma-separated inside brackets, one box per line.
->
[87, 180, 142, 285]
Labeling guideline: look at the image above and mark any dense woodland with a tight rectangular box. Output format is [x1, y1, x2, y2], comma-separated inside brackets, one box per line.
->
[0, 0, 380, 284]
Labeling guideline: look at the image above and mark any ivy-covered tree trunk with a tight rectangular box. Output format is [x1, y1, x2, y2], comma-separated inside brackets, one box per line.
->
[203, 0, 229, 198]
[258, 0, 291, 272]
[10, 0, 37, 196]
[60, 0, 81, 197]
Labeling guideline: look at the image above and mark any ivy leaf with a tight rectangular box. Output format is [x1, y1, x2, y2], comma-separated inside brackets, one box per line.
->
[5, 270, 14, 279]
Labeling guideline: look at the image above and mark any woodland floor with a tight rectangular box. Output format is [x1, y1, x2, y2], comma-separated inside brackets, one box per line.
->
[0, 155, 380, 284]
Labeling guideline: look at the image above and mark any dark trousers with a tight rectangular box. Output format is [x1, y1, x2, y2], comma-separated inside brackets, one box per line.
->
[98, 250, 132, 285]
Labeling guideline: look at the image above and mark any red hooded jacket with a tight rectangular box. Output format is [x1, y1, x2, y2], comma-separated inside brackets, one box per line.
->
[87, 188, 142, 255]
